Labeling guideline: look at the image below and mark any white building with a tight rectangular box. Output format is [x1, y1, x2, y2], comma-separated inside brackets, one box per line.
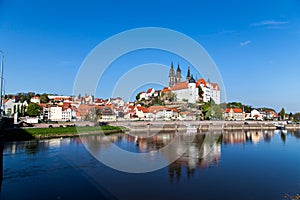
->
[171, 77, 220, 104]
[49, 106, 75, 122]
[197, 78, 220, 104]
[49, 107, 63, 121]
[4, 99, 28, 116]
[223, 108, 245, 121]
[172, 77, 199, 104]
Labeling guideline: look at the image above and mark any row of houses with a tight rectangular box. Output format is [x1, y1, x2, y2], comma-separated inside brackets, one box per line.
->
[223, 108, 279, 121]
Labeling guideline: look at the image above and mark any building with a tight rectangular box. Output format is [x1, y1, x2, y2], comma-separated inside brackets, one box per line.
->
[196, 78, 220, 104]
[169, 63, 220, 104]
[223, 108, 244, 121]
[97, 106, 116, 122]
[172, 76, 198, 103]
[49, 106, 63, 121]
[169, 62, 182, 88]
[30, 96, 40, 104]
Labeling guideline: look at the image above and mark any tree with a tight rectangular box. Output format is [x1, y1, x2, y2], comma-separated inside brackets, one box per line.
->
[227, 102, 242, 109]
[293, 112, 300, 122]
[289, 112, 293, 120]
[40, 93, 49, 103]
[27, 103, 41, 117]
[136, 93, 141, 101]
[243, 105, 253, 113]
[198, 86, 203, 98]
[279, 108, 286, 120]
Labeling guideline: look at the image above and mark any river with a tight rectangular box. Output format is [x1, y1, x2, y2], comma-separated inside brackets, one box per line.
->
[1, 129, 300, 199]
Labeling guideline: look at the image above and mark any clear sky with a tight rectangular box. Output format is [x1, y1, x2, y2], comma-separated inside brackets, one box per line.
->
[0, 0, 300, 112]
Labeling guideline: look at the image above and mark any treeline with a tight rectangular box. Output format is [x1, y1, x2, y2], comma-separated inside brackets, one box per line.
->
[5, 92, 50, 103]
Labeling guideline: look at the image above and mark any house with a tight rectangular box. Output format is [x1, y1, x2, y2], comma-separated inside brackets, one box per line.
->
[97, 106, 116, 122]
[196, 78, 220, 104]
[172, 76, 198, 103]
[223, 108, 244, 121]
[146, 88, 155, 99]
[251, 109, 263, 121]
[49, 106, 62, 121]
[30, 96, 40, 104]
[4, 99, 28, 116]
[109, 97, 124, 107]
[148, 106, 174, 120]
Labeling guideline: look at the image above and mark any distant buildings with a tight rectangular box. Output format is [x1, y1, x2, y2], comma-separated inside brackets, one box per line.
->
[168, 63, 221, 104]
[223, 108, 244, 121]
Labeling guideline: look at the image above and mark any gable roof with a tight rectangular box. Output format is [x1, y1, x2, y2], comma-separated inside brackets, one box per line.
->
[146, 88, 154, 93]
[211, 83, 220, 91]
[172, 81, 188, 91]
[196, 78, 206, 87]
[225, 108, 243, 113]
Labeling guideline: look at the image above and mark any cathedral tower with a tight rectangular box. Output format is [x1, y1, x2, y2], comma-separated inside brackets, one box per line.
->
[176, 63, 182, 83]
[169, 62, 175, 87]
[186, 66, 191, 81]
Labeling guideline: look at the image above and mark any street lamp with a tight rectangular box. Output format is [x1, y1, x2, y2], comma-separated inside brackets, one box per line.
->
[0, 50, 4, 117]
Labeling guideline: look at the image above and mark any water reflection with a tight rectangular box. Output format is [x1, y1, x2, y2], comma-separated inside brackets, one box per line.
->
[0, 129, 299, 190]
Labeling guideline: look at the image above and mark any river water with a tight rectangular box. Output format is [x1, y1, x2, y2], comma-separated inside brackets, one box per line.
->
[1, 130, 300, 200]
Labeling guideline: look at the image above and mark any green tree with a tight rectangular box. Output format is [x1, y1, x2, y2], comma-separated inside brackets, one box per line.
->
[198, 86, 203, 98]
[40, 93, 49, 103]
[136, 93, 141, 101]
[279, 108, 286, 120]
[293, 112, 300, 122]
[243, 105, 253, 113]
[289, 112, 293, 120]
[227, 102, 242, 109]
[27, 103, 41, 117]
[202, 102, 212, 120]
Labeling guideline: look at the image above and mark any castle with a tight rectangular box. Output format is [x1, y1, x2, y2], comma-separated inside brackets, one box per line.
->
[168, 62, 220, 104]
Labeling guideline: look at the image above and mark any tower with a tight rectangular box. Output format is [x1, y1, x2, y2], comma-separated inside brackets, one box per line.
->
[186, 66, 191, 81]
[176, 63, 182, 83]
[188, 75, 197, 103]
[169, 62, 175, 87]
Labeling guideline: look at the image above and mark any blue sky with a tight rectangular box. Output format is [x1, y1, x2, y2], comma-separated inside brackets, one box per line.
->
[0, 0, 300, 112]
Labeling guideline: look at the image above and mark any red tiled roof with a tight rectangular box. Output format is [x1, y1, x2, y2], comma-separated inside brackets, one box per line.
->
[39, 103, 47, 108]
[225, 108, 243, 113]
[146, 88, 153, 93]
[196, 78, 206, 87]
[136, 106, 149, 113]
[211, 83, 220, 91]
[172, 81, 188, 90]
[162, 87, 171, 93]
[148, 106, 166, 113]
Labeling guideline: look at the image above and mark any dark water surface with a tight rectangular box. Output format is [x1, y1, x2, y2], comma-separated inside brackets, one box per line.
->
[1, 130, 300, 200]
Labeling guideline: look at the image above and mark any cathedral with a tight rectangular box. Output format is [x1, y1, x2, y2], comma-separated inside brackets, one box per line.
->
[168, 62, 221, 104]
[169, 62, 191, 88]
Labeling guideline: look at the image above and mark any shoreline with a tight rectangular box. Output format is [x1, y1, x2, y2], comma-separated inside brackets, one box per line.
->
[0, 126, 127, 142]
[1, 121, 299, 142]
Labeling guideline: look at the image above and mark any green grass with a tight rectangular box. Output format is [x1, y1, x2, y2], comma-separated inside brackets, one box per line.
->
[2, 125, 128, 141]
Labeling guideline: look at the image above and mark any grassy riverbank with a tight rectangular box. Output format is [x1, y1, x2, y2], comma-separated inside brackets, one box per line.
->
[1, 125, 127, 141]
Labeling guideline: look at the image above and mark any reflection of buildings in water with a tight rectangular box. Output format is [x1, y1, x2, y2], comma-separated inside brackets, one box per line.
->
[251, 131, 264, 144]
[0, 140, 3, 192]
[3, 141, 51, 155]
[168, 133, 221, 182]
[223, 130, 275, 145]
[263, 130, 274, 142]
[134, 133, 175, 152]
[223, 132, 246, 144]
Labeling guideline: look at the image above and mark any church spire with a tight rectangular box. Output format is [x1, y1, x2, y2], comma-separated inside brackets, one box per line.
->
[186, 66, 191, 81]
[169, 62, 175, 87]
[176, 63, 182, 83]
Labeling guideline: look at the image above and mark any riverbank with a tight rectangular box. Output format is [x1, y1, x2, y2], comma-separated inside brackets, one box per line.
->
[0, 125, 127, 142]
[111, 120, 300, 132]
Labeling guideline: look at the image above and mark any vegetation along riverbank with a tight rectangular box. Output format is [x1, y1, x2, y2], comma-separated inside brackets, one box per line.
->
[0, 125, 127, 142]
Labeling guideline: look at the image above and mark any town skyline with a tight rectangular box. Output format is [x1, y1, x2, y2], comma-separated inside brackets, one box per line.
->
[1, 1, 300, 112]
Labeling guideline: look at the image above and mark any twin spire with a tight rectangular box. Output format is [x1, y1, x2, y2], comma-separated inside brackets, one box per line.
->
[169, 62, 192, 87]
